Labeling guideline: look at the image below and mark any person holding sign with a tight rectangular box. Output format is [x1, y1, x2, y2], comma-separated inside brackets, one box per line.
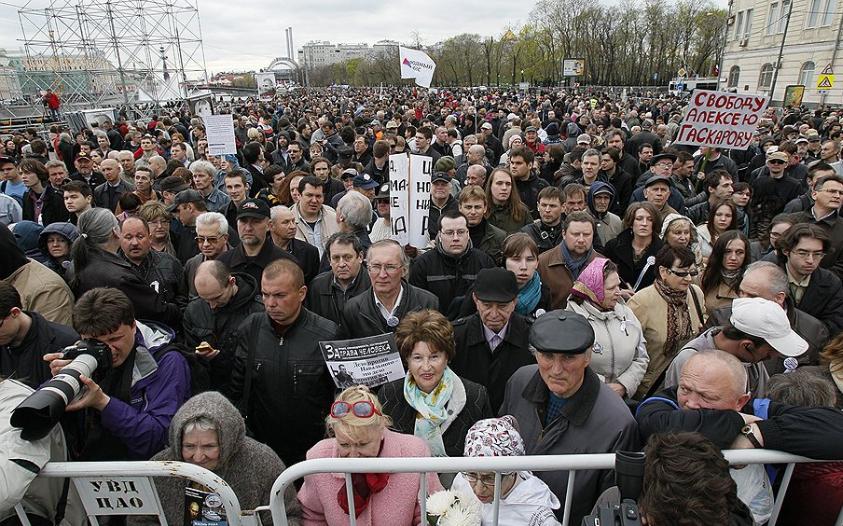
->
[298, 385, 443, 525]
[340, 240, 438, 339]
[379, 309, 493, 458]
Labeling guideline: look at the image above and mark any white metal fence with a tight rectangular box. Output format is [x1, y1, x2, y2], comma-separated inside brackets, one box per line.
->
[266, 450, 837, 526]
[29, 461, 243, 526]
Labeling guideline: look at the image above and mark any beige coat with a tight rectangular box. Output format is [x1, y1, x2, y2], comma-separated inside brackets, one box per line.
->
[703, 281, 739, 318]
[292, 203, 339, 256]
[4, 260, 73, 326]
[628, 283, 705, 399]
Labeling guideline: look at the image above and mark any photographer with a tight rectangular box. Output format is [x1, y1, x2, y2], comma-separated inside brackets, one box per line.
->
[43, 287, 191, 460]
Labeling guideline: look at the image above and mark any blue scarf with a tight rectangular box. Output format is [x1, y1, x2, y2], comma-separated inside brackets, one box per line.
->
[403, 367, 457, 457]
[559, 243, 593, 280]
[516, 272, 542, 316]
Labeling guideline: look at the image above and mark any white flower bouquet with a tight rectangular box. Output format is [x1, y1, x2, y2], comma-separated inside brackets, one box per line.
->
[426, 489, 481, 526]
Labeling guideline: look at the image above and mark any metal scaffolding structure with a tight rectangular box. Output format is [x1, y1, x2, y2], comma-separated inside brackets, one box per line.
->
[15, 0, 208, 114]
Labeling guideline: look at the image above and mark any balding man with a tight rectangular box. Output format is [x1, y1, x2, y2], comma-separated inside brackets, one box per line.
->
[270, 205, 319, 284]
[226, 258, 338, 466]
[93, 158, 133, 211]
[464, 164, 488, 188]
[456, 144, 492, 183]
[637, 349, 843, 460]
[183, 260, 263, 391]
[707, 261, 829, 368]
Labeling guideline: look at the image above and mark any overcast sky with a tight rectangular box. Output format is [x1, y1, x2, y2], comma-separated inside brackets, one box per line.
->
[0, 0, 534, 74]
[0, 0, 728, 74]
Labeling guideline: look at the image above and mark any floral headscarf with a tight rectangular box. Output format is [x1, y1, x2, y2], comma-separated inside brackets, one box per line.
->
[570, 257, 611, 305]
[464, 416, 525, 457]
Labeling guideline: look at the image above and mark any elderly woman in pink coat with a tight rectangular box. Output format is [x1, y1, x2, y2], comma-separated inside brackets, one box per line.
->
[297, 385, 443, 526]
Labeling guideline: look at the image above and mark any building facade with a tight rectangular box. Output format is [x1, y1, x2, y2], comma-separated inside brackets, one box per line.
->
[297, 41, 370, 67]
[721, 0, 841, 105]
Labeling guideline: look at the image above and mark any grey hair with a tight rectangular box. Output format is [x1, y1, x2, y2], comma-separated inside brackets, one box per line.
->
[270, 205, 294, 222]
[189, 160, 217, 177]
[195, 212, 228, 236]
[685, 349, 748, 397]
[78, 207, 119, 246]
[583, 148, 601, 160]
[744, 261, 788, 296]
[767, 369, 838, 408]
[368, 239, 410, 271]
[337, 191, 373, 229]
[182, 416, 218, 435]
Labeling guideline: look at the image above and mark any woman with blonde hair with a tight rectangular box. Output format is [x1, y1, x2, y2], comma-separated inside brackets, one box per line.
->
[297, 386, 443, 525]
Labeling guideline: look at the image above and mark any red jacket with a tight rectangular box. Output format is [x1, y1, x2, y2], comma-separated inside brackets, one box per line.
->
[43, 92, 60, 110]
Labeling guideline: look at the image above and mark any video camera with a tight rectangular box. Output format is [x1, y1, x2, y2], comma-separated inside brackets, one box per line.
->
[581, 451, 645, 526]
[10, 339, 112, 440]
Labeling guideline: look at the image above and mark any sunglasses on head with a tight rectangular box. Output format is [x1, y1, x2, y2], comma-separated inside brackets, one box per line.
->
[330, 400, 381, 419]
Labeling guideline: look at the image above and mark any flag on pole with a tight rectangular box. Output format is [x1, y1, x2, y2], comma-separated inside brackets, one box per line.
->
[399, 46, 436, 88]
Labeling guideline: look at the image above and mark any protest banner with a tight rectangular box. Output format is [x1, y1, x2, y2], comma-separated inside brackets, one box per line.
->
[255, 72, 276, 100]
[673, 90, 769, 150]
[73, 477, 163, 516]
[320, 333, 405, 389]
[204, 114, 237, 156]
[389, 154, 432, 247]
[408, 154, 433, 248]
[389, 153, 410, 245]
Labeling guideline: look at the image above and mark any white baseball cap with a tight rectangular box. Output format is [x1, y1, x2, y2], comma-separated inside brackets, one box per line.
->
[730, 297, 808, 357]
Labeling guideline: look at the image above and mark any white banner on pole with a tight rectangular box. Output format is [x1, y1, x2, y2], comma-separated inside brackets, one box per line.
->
[389, 153, 410, 245]
[408, 154, 433, 248]
[399, 46, 436, 88]
[673, 90, 769, 150]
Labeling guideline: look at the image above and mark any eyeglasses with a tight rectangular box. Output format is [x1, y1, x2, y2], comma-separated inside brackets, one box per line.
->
[462, 472, 514, 489]
[768, 160, 786, 165]
[821, 188, 843, 196]
[367, 263, 402, 274]
[666, 268, 699, 278]
[196, 236, 222, 244]
[330, 400, 382, 419]
[440, 229, 468, 237]
[791, 249, 826, 259]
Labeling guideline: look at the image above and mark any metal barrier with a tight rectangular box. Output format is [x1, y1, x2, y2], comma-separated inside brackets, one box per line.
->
[267, 450, 831, 526]
[33, 461, 244, 526]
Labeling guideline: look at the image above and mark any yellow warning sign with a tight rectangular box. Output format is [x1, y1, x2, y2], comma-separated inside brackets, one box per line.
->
[818, 74, 835, 91]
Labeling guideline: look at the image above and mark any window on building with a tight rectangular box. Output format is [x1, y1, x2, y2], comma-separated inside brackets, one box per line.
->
[728, 65, 741, 88]
[799, 61, 816, 86]
[778, 0, 791, 32]
[735, 11, 745, 40]
[767, 2, 780, 34]
[758, 63, 774, 89]
[807, 0, 836, 26]
[745, 9, 754, 36]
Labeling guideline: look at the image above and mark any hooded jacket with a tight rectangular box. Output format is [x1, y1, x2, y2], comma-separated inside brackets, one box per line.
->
[183, 273, 265, 390]
[451, 471, 562, 526]
[0, 226, 74, 326]
[37, 222, 78, 278]
[587, 182, 624, 246]
[139, 392, 301, 526]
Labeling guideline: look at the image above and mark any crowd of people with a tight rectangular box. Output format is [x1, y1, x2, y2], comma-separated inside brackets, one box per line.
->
[2, 85, 843, 525]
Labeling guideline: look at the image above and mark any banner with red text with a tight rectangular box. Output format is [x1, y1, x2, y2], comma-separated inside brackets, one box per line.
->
[673, 90, 769, 150]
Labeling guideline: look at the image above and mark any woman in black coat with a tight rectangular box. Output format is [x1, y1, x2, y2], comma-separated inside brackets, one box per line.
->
[378, 309, 492, 459]
[603, 201, 664, 298]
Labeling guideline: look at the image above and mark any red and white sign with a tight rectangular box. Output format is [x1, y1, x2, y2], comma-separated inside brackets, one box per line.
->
[673, 90, 769, 151]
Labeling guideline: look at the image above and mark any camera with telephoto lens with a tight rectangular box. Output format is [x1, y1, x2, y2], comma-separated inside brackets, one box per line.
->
[582, 451, 644, 526]
[10, 339, 112, 441]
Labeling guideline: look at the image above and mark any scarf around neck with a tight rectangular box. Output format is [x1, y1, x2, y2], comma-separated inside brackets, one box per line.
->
[559, 243, 593, 280]
[517, 272, 542, 316]
[403, 367, 465, 457]
[654, 278, 694, 359]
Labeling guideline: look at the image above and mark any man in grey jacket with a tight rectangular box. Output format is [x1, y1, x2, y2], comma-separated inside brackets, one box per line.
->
[499, 310, 638, 525]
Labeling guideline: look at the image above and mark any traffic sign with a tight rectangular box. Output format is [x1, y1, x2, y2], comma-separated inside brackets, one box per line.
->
[821, 64, 834, 75]
[817, 73, 835, 91]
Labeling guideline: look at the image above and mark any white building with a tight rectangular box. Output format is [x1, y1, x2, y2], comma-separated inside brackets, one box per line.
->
[721, 0, 841, 105]
[297, 41, 370, 67]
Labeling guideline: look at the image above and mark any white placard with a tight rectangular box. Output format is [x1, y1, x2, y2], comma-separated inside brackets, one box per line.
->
[204, 114, 237, 156]
[389, 153, 410, 245]
[673, 90, 769, 151]
[73, 477, 163, 516]
[321, 333, 405, 389]
[408, 154, 433, 249]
